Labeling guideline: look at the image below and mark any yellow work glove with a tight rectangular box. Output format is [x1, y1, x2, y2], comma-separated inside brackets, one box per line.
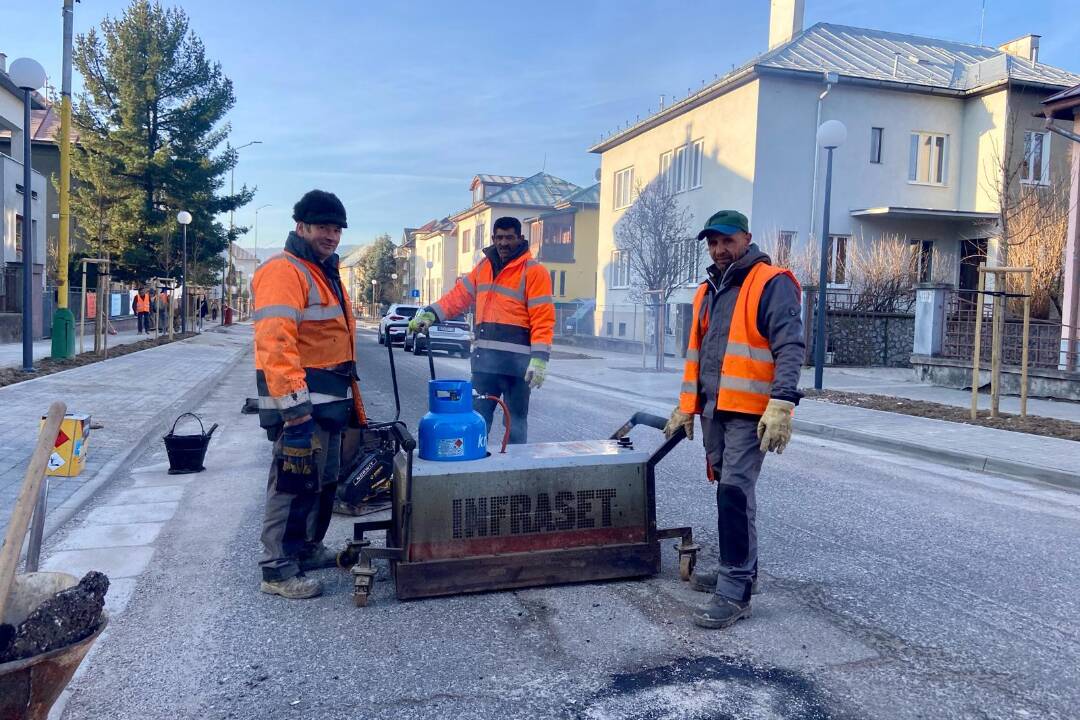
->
[408, 310, 436, 335]
[663, 406, 694, 441]
[757, 399, 795, 454]
[524, 358, 547, 389]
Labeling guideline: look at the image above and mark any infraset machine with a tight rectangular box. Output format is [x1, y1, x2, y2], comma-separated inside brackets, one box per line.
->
[337, 323, 699, 607]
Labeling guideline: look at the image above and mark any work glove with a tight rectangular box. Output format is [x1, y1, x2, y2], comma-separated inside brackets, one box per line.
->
[524, 358, 547, 389]
[757, 399, 795, 454]
[278, 419, 321, 492]
[663, 406, 694, 441]
[408, 310, 436, 335]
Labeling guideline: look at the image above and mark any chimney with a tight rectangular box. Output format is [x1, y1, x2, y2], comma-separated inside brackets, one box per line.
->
[0, 53, 7, 74]
[998, 34, 1041, 63]
[769, 0, 805, 50]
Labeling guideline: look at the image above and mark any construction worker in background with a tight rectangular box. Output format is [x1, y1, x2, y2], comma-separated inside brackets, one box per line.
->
[409, 217, 554, 444]
[251, 189, 366, 600]
[157, 288, 170, 330]
[133, 288, 152, 334]
[663, 210, 805, 630]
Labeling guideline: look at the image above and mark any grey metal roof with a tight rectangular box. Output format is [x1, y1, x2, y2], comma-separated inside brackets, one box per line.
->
[556, 183, 600, 207]
[475, 174, 526, 185]
[484, 172, 581, 207]
[591, 22, 1080, 153]
[1045, 83, 1080, 104]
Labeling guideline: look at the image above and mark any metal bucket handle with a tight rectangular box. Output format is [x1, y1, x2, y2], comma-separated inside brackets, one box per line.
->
[168, 412, 215, 438]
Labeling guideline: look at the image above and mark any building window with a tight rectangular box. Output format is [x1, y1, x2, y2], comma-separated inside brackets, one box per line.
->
[549, 270, 556, 293]
[677, 238, 700, 284]
[1022, 130, 1050, 185]
[659, 151, 673, 194]
[911, 240, 934, 283]
[827, 235, 849, 286]
[559, 271, 566, 297]
[908, 132, 948, 185]
[689, 139, 703, 188]
[672, 145, 687, 193]
[476, 222, 486, 249]
[870, 127, 883, 164]
[461, 229, 471, 253]
[610, 250, 631, 288]
[606, 321, 613, 336]
[776, 231, 796, 267]
[614, 167, 634, 209]
[618, 322, 627, 337]
[534, 212, 574, 263]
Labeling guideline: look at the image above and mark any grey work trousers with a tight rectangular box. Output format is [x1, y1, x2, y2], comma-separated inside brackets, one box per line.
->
[259, 425, 342, 582]
[700, 413, 766, 603]
[472, 371, 531, 445]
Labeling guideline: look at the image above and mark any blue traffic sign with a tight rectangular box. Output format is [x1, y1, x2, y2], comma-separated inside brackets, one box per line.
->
[411, 289, 420, 298]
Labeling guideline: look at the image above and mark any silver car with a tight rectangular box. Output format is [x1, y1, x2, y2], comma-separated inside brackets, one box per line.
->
[405, 320, 472, 358]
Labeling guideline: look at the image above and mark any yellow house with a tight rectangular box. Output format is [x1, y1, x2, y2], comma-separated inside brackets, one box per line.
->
[413, 217, 457, 306]
[449, 173, 598, 301]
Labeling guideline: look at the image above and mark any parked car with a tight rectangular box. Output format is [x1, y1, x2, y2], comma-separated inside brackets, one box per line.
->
[561, 298, 596, 336]
[405, 320, 472, 358]
[378, 304, 420, 346]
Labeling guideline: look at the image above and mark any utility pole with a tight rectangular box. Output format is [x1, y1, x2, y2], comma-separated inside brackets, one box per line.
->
[226, 140, 261, 323]
[52, 0, 76, 359]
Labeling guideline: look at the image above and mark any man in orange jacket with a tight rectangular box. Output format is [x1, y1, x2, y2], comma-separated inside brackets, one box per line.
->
[252, 189, 364, 600]
[132, 288, 152, 334]
[663, 210, 804, 629]
[409, 217, 554, 444]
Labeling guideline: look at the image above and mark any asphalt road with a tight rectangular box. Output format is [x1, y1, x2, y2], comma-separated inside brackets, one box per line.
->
[55, 329, 1080, 719]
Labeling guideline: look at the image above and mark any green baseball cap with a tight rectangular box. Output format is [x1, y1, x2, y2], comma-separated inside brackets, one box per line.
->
[697, 210, 749, 240]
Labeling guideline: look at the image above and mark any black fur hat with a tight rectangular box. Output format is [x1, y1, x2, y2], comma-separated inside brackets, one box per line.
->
[293, 189, 347, 228]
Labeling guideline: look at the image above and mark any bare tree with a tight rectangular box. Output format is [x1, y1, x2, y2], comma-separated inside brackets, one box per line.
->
[847, 233, 919, 313]
[614, 179, 694, 370]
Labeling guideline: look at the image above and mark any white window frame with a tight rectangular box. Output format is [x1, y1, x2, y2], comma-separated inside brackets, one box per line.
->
[672, 145, 687, 193]
[827, 235, 849, 288]
[910, 239, 934, 284]
[659, 151, 673, 194]
[614, 167, 634, 209]
[1021, 130, 1051, 185]
[908, 132, 949, 186]
[688, 139, 704, 189]
[870, 127, 883, 164]
[610, 250, 631, 288]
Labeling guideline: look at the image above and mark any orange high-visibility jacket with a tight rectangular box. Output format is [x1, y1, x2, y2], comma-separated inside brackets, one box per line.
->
[679, 263, 799, 416]
[252, 241, 364, 430]
[431, 246, 554, 377]
[135, 293, 151, 313]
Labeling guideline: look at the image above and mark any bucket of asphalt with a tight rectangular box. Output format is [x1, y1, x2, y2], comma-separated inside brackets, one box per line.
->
[163, 412, 218, 474]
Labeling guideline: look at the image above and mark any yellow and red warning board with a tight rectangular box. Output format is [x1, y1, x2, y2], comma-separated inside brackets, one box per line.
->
[40, 413, 92, 477]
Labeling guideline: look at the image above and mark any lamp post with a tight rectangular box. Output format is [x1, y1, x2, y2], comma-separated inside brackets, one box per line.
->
[177, 211, 192, 333]
[10, 58, 47, 372]
[254, 203, 271, 269]
[425, 260, 434, 304]
[813, 119, 847, 390]
[371, 279, 378, 319]
[225, 140, 262, 323]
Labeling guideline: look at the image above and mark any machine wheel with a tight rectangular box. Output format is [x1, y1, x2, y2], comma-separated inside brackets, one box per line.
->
[404, 335, 413, 352]
[377, 331, 384, 345]
[679, 552, 695, 582]
[412, 339, 423, 355]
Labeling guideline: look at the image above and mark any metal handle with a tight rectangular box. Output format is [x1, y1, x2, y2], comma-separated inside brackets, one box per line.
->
[388, 421, 416, 452]
[169, 412, 205, 437]
[610, 411, 669, 440]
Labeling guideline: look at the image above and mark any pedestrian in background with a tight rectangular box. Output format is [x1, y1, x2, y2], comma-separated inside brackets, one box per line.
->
[197, 296, 209, 331]
[133, 287, 152, 334]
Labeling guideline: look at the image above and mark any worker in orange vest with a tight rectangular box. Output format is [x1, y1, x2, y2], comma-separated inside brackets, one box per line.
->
[132, 288, 152, 334]
[252, 189, 366, 600]
[663, 210, 805, 630]
[409, 217, 554, 444]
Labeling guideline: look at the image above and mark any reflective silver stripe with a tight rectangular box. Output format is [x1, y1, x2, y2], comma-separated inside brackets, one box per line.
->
[727, 342, 774, 363]
[685, 348, 700, 362]
[310, 389, 351, 404]
[430, 302, 446, 322]
[719, 376, 772, 395]
[259, 386, 310, 411]
[681, 381, 698, 394]
[478, 283, 525, 302]
[461, 276, 476, 296]
[282, 254, 322, 307]
[530, 343, 551, 354]
[253, 305, 302, 323]
[300, 304, 344, 322]
[475, 339, 531, 355]
[527, 295, 552, 308]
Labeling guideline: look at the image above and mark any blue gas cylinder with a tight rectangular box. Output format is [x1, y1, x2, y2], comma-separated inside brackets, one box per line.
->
[418, 380, 488, 461]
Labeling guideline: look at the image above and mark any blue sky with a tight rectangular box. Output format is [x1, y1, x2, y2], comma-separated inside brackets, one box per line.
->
[3, 1, 1078, 255]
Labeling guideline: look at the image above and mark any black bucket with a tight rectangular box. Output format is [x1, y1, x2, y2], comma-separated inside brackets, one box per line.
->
[163, 413, 218, 475]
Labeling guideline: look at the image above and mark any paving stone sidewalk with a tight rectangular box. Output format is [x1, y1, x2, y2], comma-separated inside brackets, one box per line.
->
[0, 326, 251, 539]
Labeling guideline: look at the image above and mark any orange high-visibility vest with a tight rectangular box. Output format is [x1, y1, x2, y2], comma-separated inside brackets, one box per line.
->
[679, 263, 799, 416]
[135, 293, 151, 313]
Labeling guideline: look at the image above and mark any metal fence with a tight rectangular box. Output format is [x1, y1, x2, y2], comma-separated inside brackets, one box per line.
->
[804, 290, 916, 367]
[941, 290, 1072, 370]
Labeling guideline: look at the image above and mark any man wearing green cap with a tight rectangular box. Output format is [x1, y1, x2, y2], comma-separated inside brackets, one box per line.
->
[663, 209, 804, 629]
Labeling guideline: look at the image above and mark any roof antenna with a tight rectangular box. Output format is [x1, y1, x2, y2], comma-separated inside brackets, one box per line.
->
[978, 0, 987, 45]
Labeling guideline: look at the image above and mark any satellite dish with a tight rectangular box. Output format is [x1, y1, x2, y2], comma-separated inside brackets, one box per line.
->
[594, 168, 602, 182]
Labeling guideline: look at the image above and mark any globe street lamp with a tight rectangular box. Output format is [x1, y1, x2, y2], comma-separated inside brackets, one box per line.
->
[813, 119, 847, 390]
[425, 260, 434, 304]
[10, 57, 47, 372]
[177, 210, 192, 333]
[371, 278, 378, 319]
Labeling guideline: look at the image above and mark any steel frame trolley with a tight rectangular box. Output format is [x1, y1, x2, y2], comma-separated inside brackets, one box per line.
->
[340, 412, 699, 607]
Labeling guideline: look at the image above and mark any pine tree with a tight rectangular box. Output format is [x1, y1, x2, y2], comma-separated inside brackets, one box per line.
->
[70, 0, 253, 283]
[360, 234, 400, 305]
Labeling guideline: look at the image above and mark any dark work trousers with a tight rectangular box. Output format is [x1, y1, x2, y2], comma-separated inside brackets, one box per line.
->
[472, 371, 531, 445]
[259, 425, 342, 582]
[700, 413, 766, 603]
[136, 312, 151, 333]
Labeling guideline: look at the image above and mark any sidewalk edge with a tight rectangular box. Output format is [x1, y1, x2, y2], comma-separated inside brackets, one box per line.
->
[39, 341, 251, 543]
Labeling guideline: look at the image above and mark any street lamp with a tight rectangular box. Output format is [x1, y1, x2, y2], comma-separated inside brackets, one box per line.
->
[177, 210, 192, 333]
[254, 203, 271, 268]
[813, 119, 847, 390]
[225, 140, 262, 324]
[426, 260, 434, 304]
[10, 57, 46, 372]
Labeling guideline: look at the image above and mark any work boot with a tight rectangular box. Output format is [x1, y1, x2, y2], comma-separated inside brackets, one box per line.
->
[690, 567, 759, 595]
[692, 596, 752, 629]
[299, 544, 341, 571]
[259, 574, 322, 599]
